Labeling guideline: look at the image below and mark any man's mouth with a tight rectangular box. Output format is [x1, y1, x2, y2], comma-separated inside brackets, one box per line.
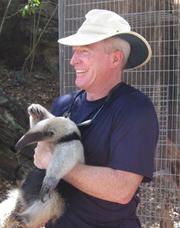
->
[76, 70, 87, 75]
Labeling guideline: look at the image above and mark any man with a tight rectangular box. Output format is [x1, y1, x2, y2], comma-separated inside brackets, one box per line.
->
[34, 9, 159, 227]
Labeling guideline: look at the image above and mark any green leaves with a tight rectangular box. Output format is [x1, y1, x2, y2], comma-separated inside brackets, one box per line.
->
[21, 0, 41, 16]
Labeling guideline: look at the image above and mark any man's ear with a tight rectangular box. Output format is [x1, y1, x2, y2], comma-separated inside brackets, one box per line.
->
[112, 51, 124, 67]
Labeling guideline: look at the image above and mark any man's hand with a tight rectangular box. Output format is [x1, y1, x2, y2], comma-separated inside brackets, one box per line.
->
[34, 141, 54, 169]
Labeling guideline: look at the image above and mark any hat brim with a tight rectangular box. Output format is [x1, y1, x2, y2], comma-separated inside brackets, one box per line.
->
[118, 32, 152, 70]
[58, 31, 152, 70]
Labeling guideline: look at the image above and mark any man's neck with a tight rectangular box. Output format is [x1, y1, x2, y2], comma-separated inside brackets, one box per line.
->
[86, 80, 122, 101]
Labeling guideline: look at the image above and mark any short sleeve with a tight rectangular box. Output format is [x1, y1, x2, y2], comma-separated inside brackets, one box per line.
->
[109, 98, 159, 182]
[50, 93, 75, 117]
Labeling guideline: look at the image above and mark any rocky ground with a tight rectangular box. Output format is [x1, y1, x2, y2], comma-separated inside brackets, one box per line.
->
[0, 64, 59, 199]
[0, 65, 59, 108]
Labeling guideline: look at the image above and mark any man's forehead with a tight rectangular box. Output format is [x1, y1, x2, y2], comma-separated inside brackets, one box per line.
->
[72, 41, 106, 51]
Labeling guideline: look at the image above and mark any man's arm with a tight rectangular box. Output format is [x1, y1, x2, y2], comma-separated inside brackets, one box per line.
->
[34, 142, 143, 204]
[64, 163, 143, 204]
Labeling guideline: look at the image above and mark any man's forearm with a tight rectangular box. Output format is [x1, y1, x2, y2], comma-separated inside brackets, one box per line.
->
[64, 163, 143, 204]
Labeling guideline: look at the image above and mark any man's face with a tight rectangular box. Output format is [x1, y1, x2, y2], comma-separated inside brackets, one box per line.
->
[70, 41, 113, 92]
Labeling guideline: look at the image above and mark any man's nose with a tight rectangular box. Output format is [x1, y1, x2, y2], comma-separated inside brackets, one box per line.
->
[70, 52, 79, 66]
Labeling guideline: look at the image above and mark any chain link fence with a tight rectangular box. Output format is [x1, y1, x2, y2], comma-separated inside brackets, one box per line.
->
[58, 0, 180, 227]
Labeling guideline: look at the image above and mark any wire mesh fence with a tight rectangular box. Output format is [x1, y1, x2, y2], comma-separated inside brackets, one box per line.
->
[58, 0, 180, 227]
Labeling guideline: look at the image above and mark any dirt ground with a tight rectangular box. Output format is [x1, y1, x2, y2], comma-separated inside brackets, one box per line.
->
[0, 66, 59, 107]
[0, 65, 60, 200]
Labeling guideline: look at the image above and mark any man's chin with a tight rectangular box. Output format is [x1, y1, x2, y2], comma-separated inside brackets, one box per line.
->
[75, 79, 86, 90]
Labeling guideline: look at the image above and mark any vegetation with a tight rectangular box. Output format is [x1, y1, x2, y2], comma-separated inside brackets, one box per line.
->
[21, 0, 42, 17]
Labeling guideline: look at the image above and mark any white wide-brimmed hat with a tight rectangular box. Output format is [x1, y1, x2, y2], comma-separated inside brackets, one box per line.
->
[58, 9, 152, 70]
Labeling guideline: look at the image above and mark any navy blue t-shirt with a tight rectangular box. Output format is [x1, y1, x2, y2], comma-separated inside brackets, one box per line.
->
[46, 82, 159, 228]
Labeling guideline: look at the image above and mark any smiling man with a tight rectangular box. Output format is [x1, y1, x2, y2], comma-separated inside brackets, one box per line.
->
[70, 39, 129, 100]
[33, 9, 159, 228]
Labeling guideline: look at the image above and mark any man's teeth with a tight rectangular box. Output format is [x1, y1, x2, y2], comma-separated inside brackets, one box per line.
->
[76, 70, 87, 73]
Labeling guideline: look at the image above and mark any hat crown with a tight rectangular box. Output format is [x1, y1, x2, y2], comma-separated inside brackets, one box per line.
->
[58, 9, 152, 70]
[78, 9, 131, 35]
